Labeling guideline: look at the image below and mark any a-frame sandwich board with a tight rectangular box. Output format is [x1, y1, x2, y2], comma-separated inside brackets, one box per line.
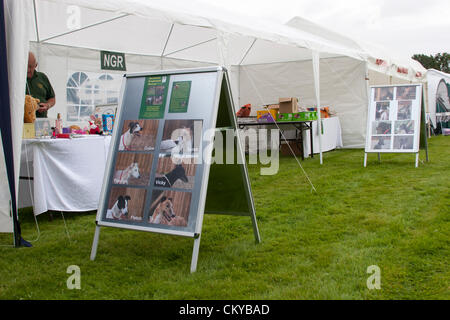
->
[90, 66, 260, 273]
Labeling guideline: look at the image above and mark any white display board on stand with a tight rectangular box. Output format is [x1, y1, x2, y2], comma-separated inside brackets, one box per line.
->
[364, 84, 426, 168]
[90, 66, 260, 273]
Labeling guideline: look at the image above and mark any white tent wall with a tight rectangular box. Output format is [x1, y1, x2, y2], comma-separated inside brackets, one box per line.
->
[29, 42, 213, 126]
[426, 69, 450, 129]
[239, 56, 368, 148]
[0, 0, 31, 233]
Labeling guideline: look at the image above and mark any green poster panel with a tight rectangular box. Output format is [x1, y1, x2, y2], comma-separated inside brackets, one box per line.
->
[139, 75, 170, 119]
[169, 81, 192, 113]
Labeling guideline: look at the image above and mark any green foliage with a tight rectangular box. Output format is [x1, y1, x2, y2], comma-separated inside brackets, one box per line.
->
[412, 53, 450, 73]
[0, 137, 449, 300]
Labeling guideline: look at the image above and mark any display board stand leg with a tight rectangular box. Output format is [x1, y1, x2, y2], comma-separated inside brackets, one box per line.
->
[90, 225, 101, 261]
[190, 235, 202, 273]
[364, 153, 368, 167]
[250, 211, 261, 244]
[415, 153, 419, 168]
[378, 153, 381, 163]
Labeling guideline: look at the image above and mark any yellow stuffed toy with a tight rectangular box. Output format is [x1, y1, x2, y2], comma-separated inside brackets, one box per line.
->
[24, 94, 40, 123]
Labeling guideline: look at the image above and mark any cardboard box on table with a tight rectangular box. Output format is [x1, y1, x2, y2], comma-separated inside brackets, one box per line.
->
[278, 98, 298, 114]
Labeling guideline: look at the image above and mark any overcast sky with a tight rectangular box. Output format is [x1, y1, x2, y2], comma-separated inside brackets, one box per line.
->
[198, 0, 450, 58]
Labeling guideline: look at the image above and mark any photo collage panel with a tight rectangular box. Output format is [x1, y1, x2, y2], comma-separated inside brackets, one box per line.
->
[370, 85, 418, 151]
[104, 118, 203, 230]
[104, 119, 159, 223]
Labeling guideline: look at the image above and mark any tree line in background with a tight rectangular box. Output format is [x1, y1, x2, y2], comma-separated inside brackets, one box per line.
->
[412, 52, 449, 73]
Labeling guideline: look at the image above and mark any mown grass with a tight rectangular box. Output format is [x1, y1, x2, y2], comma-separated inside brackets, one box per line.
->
[0, 136, 448, 300]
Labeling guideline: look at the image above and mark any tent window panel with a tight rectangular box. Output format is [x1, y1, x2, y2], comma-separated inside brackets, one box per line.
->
[67, 88, 80, 104]
[66, 71, 122, 121]
[67, 105, 80, 122]
[80, 106, 94, 120]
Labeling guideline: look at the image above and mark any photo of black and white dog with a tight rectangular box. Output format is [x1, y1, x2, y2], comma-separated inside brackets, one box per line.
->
[106, 195, 131, 220]
[106, 188, 147, 222]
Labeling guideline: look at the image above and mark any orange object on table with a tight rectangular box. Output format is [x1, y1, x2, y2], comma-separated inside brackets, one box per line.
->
[236, 104, 251, 117]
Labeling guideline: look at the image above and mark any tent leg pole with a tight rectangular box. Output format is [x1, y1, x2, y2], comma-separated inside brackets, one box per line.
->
[415, 153, 419, 168]
[90, 225, 101, 261]
[364, 153, 368, 168]
[190, 235, 201, 273]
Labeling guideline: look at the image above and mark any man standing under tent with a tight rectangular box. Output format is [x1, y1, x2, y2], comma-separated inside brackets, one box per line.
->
[26, 52, 55, 118]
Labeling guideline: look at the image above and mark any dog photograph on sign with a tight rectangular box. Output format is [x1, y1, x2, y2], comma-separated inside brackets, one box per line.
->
[375, 102, 391, 121]
[396, 86, 417, 100]
[106, 187, 147, 222]
[371, 136, 391, 150]
[154, 157, 196, 190]
[119, 120, 159, 151]
[374, 87, 394, 102]
[394, 135, 414, 150]
[394, 120, 415, 134]
[148, 190, 192, 227]
[113, 153, 153, 186]
[372, 121, 392, 135]
[397, 101, 413, 120]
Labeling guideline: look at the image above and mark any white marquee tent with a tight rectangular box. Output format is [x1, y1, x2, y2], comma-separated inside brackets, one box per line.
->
[426, 69, 450, 130]
[0, 0, 426, 239]
[286, 16, 427, 85]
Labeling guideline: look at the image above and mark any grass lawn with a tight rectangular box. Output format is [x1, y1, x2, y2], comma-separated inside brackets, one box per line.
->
[0, 136, 448, 300]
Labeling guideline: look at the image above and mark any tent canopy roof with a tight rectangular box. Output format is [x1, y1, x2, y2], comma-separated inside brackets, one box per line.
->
[286, 16, 427, 81]
[32, 0, 366, 65]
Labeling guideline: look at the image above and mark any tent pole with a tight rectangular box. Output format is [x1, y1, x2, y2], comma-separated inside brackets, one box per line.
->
[32, 0, 40, 42]
[163, 37, 217, 57]
[312, 51, 323, 164]
[39, 14, 129, 43]
[0, 0, 21, 246]
[160, 24, 174, 70]
[238, 38, 257, 66]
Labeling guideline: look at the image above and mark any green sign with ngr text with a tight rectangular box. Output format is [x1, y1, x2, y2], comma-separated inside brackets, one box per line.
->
[101, 51, 126, 71]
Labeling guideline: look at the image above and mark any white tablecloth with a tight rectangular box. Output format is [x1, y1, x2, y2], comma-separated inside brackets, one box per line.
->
[19, 136, 111, 215]
[280, 117, 343, 157]
[303, 117, 343, 157]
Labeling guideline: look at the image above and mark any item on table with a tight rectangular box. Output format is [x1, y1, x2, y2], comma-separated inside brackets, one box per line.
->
[55, 113, 63, 134]
[279, 98, 298, 114]
[236, 104, 251, 118]
[277, 112, 318, 122]
[307, 106, 331, 118]
[257, 110, 277, 123]
[24, 94, 40, 123]
[102, 114, 115, 135]
[88, 114, 102, 135]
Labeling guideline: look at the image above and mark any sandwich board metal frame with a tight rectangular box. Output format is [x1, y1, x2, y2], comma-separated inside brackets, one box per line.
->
[90, 66, 260, 273]
[364, 84, 428, 168]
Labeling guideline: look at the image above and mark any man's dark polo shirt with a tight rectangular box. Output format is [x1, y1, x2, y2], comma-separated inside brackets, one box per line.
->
[26, 71, 55, 118]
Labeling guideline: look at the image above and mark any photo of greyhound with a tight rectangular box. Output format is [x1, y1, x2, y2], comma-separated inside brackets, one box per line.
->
[114, 162, 141, 184]
[106, 195, 131, 220]
[119, 121, 142, 151]
[148, 195, 187, 227]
